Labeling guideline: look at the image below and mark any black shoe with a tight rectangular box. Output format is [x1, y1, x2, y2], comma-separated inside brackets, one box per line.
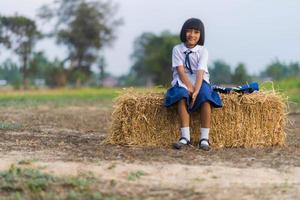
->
[199, 138, 211, 151]
[173, 137, 192, 150]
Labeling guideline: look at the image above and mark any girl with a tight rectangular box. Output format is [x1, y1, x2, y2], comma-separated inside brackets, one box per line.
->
[164, 18, 223, 151]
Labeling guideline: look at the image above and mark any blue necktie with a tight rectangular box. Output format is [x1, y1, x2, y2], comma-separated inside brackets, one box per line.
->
[184, 50, 193, 74]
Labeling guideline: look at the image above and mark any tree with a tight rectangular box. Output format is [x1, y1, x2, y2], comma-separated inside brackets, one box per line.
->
[28, 52, 50, 79]
[209, 60, 232, 84]
[0, 15, 41, 89]
[28, 52, 67, 87]
[261, 60, 288, 80]
[0, 59, 22, 88]
[232, 63, 252, 84]
[97, 56, 108, 86]
[288, 62, 300, 77]
[38, 0, 122, 85]
[129, 31, 179, 86]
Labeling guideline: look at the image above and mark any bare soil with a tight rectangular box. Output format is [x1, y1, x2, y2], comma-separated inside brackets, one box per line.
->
[0, 105, 299, 200]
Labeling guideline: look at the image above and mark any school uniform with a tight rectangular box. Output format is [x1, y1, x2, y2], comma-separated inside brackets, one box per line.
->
[164, 43, 223, 112]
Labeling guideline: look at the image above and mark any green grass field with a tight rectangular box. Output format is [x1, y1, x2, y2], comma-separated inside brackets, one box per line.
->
[0, 78, 299, 109]
[0, 87, 168, 107]
[260, 77, 300, 110]
[0, 87, 120, 107]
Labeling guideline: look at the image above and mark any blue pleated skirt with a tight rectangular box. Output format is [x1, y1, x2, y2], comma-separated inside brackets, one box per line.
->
[164, 80, 223, 113]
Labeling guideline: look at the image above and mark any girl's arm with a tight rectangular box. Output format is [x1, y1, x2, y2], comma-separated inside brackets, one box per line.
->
[190, 70, 204, 107]
[177, 65, 194, 94]
[194, 70, 204, 94]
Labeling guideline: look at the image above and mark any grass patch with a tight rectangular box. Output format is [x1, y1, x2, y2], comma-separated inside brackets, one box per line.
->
[0, 122, 22, 131]
[0, 87, 119, 107]
[0, 165, 132, 200]
[260, 77, 300, 110]
[17, 159, 38, 165]
[0, 87, 166, 108]
[127, 170, 146, 181]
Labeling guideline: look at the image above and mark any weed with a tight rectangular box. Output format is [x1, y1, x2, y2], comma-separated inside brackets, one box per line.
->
[0, 165, 131, 199]
[0, 122, 22, 130]
[17, 159, 38, 165]
[127, 170, 146, 181]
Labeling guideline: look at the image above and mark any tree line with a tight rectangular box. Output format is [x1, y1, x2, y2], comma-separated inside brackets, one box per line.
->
[0, 0, 122, 89]
[1, 1, 299, 89]
[120, 32, 300, 87]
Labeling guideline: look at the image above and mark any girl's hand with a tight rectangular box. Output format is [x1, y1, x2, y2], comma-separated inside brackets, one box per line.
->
[190, 91, 199, 108]
[187, 85, 194, 95]
[190, 70, 204, 108]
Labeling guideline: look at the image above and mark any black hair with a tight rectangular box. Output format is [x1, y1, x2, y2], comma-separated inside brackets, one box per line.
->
[180, 18, 205, 45]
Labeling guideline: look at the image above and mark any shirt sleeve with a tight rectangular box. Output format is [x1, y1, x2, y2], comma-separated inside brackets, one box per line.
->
[172, 46, 184, 68]
[197, 47, 208, 72]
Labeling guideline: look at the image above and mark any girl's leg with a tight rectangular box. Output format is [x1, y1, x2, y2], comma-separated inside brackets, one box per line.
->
[178, 99, 190, 127]
[200, 101, 212, 128]
[199, 101, 212, 150]
[174, 99, 190, 146]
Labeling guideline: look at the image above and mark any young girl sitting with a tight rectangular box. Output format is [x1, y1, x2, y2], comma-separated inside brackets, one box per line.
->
[164, 18, 223, 151]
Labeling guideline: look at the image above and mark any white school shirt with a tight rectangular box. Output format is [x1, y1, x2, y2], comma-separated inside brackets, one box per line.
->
[171, 43, 210, 89]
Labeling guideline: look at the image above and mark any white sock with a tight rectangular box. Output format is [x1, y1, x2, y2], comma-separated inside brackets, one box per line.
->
[200, 128, 210, 146]
[180, 127, 190, 144]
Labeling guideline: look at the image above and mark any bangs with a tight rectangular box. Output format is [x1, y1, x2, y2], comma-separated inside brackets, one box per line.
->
[186, 26, 201, 31]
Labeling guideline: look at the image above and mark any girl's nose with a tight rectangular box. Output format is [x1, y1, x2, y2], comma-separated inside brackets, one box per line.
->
[191, 32, 197, 37]
[191, 30, 198, 36]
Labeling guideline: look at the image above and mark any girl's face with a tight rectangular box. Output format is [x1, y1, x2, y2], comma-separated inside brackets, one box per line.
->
[185, 29, 200, 48]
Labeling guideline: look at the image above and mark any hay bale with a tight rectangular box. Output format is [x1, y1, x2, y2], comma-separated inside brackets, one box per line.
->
[107, 90, 287, 148]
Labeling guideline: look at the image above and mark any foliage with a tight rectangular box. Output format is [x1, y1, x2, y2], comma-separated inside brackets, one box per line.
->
[231, 63, 252, 85]
[0, 165, 129, 200]
[0, 15, 41, 88]
[260, 77, 300, 106]
[125, 31, 179, 86]
[0, 59, 22, 88]
[209, 61, 253, 85]
[260, 59, 300, 80]
[98, 56, 108, 86]
[127, 170, 146, 181]
[0, 122, 22, 130]
[28, 52, 68, 87]
[209, 60, 232, 84]
[38, 0, 123, 84]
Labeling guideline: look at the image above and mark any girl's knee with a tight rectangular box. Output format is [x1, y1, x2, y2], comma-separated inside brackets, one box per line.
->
[201, 101, 211, 107]
[178, 99, 186, 105]
[178, 99, 189, 110]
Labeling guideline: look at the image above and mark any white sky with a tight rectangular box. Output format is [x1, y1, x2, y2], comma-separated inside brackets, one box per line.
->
[0, 0, 300, 76]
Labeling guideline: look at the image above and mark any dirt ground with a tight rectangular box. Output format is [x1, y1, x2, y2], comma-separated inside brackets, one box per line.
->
[0, 105, 299, 200]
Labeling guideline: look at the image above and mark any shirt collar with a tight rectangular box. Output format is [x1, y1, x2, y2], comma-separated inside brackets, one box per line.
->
[180, 43, 200, 53]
